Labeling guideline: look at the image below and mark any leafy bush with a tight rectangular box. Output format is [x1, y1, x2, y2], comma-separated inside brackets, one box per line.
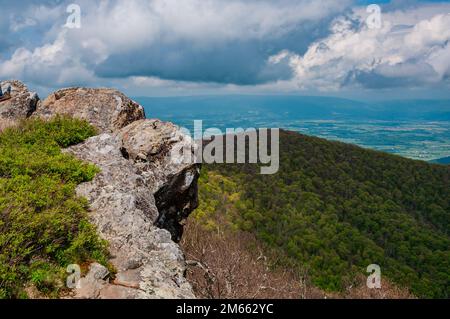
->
[0, 117, 108, 298]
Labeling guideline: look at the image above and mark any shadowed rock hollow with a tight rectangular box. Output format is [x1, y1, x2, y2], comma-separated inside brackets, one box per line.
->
[0, 81, 200, 299]
[119, 119, 200, 242]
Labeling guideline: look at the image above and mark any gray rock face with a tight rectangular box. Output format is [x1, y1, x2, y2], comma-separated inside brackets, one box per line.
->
[75, 263, 111, 299]
[0, 80, 39, 121]
[119, 119, 200, 242]
[66, 119, 199, 299]
[34, 87, 145, 133]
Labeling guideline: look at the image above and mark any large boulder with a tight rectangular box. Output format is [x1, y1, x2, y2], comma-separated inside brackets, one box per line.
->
[0, 80, 39, 121]
[118, 119, 200, 242]
[35, 87, 145, 133]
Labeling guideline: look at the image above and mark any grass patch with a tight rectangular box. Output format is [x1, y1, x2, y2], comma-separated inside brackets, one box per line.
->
[0, 119, 18, 133]
[0, 117, 109, 298]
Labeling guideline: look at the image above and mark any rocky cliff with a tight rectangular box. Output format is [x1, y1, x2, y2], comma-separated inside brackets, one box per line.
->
[0, 80, 199, 299]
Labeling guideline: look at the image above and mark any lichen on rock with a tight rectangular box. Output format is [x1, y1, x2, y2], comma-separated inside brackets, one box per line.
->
[66, 127, 199, 298]
[118, 119, 200, 242]
[34, 87, 145, 133]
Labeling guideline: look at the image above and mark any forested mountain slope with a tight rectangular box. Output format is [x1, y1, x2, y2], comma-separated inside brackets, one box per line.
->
[196, 130, 450, 298]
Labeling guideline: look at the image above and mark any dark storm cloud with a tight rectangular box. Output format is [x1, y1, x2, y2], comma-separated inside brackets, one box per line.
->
[94, 22, 335, 85]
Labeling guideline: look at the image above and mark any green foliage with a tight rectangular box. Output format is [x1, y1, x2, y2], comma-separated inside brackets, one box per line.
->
[201, 130, 450, 298]
[0, 117, 108, 298]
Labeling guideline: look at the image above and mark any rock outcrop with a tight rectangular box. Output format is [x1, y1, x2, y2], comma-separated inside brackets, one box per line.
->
[1, 80, 200, 299]
[119, 119, 200, 242]
[34, 87, 145, 133]
[0, 80, 39, 121]
[66, 122, 199, 299]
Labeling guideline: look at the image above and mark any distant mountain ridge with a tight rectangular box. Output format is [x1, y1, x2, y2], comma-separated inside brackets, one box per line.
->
[431, 156, 450, 164]
[136, 95, 450, 162]
[135, 95, 450, 121]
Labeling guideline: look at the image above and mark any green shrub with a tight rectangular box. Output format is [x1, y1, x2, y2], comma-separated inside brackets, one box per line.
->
[0, 117, 108, 298]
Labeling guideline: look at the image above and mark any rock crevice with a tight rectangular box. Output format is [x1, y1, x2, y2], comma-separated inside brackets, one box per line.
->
[67, 130, 198, 299]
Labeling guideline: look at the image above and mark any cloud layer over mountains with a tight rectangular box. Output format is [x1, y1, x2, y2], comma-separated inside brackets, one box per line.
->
[274, 6, 450, 90]
[0, 0, 449, 97]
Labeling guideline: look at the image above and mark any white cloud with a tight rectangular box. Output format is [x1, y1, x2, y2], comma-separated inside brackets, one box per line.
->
[8, 3, 65, 35]
[0, 30, 97, 87]
[0, 0, 350, 88]
[272, 5, 450, 90]
[87, 0, 345, 43]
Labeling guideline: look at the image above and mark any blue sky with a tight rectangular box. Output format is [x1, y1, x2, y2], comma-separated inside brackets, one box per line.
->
[0, 0, 450, 99]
